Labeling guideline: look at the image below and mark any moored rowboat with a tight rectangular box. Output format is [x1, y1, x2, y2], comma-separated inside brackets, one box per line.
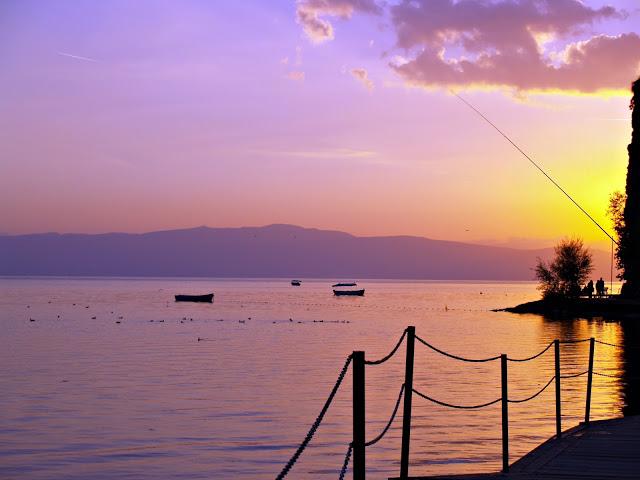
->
[175, 293, 214, 303]
[333, 289, 365, 296]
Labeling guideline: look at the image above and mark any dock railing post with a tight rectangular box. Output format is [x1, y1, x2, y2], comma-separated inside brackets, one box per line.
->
[501, 354, 509, 473]
[585, 337, 595, 426]
[400, 326, 415, 480]
[554, 339, 561, 439]
[353, 351, 366, 480]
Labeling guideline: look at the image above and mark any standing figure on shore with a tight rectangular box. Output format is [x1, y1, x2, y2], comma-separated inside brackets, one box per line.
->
[586, 280, 594, 298]
[621, 77, 640, 297]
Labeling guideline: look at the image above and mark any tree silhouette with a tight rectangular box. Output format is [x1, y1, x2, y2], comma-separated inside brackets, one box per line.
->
[621, 77, 640, 297]
[608, 191, 626, 276]
[535, 238, 593, 300]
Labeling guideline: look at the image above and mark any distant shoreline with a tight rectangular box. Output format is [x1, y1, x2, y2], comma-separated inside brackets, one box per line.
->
[497, 297, 640, 318]
[0, 224, 615, 280]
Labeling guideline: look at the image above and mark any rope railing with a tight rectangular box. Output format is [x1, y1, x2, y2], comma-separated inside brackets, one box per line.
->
[558, 338, 591, 344]
[413, 388, 502, 409]
[593, 370, 622, 378]
[592, 371, 640, 381]
[594, 339, 640, 349]
[365, 329, 407, 365]
[507, 341, 554, 362]
[415, 335, 501, 363]
[275, 354, 353, 480]
[560, 370, 589, 379]
[365, 384, 405, 447]
[276, 328, 632, 479]
[338, 443, 352, 480]
[508, 376, 555, 404]
[595, 339, 624, 348]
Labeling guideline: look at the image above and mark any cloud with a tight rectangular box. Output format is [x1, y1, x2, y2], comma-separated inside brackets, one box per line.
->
[286, 71, 306, 81]
[388, 0, 640, 93]
[296, 0, 381, 43]
[350, 68, 374, 90]
[57, 51, 98, 63]
[249, 147, 377, 160]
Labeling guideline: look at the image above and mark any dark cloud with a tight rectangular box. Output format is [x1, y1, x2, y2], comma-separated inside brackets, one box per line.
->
[295, 0, 640, 93]
[389, 0, 640, 92]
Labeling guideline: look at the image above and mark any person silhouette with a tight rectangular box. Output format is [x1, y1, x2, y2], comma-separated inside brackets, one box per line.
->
[586, 280, 594, 298]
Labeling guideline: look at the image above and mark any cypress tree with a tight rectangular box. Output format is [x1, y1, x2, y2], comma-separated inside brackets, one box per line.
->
[621, 77, 640, 297]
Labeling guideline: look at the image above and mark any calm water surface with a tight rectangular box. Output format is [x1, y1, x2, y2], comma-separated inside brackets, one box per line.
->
[0, 278, 632, 479]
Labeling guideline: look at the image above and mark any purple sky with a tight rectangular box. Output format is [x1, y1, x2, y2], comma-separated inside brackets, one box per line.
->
[1, 0, 639, 249]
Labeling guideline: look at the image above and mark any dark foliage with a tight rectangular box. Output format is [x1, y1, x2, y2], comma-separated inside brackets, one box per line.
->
[535, 238, 593, 300]
[620, 77, 640, 297]
[608, 191, 626, 278]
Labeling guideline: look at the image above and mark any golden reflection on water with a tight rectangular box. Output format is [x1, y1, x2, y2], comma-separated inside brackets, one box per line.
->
[0, 278, 635, 479]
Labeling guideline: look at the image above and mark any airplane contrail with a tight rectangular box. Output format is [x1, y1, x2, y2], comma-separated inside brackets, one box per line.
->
[57, 51, 98, 63]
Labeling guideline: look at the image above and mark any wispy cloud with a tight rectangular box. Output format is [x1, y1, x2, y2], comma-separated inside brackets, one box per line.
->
[250, 147, 377, 159]
[286, 71, 306, 81]
[57, 51, 98, 63]
[350, 68, 374, 90]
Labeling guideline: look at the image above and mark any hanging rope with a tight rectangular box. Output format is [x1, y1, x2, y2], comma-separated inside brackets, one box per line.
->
[276, 355, 352, 479]
[415, 335, 501, 363]
[558, 338, 591, 344]
[560, 370, 589, 379]
[365, 384, 405, 447]
[365, 329, 407, 365]
[508, 376, 555, 403]
[507, 341, 554, 362]
[413, 388, 501, 409]
[595, 339, 640, 349]
[338, 443, 352, 480]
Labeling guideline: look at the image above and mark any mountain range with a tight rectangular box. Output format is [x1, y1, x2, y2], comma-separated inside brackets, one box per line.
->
[0, 224, 614, 280]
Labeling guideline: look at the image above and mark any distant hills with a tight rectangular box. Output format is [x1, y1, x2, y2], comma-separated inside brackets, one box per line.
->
[0, 224, 613, 280]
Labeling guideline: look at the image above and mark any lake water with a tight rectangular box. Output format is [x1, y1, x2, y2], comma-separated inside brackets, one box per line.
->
[0, 278, 633, 479]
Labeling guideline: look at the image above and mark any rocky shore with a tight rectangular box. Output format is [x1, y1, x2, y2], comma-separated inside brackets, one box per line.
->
[495, 296, 640, 318]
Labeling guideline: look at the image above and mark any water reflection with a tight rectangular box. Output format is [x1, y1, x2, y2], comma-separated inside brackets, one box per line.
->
[539, 314, 640, 418]
[0, 278, 634, 479]
[621, 321, 640, 416]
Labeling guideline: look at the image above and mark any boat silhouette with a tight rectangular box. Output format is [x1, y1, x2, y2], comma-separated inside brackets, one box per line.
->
[333, 288, 365, 296]
[174, 293, 214, 303]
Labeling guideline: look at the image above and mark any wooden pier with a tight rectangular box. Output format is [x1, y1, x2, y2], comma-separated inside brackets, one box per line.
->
[399, 415, 640, 479]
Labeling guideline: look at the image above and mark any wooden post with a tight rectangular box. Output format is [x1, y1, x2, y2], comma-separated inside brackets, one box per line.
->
[554, 339, 561, 439]
[353, 351, 365, 480]
[501, 354, 509, 473]
[400, 327, 415, 479]
[585, 337, 595, 426]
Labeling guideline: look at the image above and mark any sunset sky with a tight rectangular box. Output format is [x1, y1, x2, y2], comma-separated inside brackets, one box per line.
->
[2, 0, 640, 250]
